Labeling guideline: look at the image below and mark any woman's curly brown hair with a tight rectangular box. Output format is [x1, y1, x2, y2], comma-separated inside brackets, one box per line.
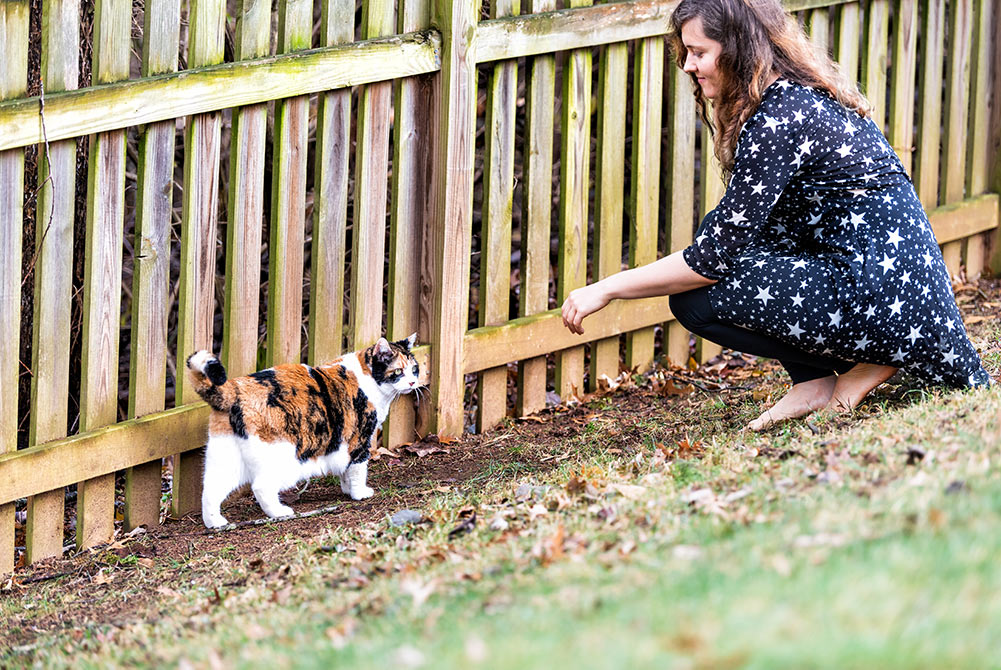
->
[668, 0, 870, 180]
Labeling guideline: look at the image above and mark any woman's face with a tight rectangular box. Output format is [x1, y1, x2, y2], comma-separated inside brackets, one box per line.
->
[681, 17, 723, 99]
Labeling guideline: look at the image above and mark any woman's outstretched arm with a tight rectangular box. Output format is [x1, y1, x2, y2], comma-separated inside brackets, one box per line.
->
[561, 250, 716, 334]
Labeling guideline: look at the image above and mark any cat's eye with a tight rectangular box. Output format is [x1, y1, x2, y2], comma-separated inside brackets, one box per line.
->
[412, 364, 418, 375]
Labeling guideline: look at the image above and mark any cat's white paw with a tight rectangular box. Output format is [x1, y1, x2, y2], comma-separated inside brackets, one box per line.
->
[203, 513, 229, 529]
[349, 485, 375, 500]
[339, 477, 352, 495]
[267, 504, 296, 519]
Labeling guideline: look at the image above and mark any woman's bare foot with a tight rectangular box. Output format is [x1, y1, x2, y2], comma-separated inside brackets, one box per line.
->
[748, 375, 837, 431]
[825, 363, 898, 412]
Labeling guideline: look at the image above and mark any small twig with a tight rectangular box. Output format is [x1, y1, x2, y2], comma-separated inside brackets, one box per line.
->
[178, 504, 342, 536]
[21, 79, 57, 288]
[18, 566, 87, 585]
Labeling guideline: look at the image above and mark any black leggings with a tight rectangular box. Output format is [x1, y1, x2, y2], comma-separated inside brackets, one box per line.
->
[670, 286, 855, 384]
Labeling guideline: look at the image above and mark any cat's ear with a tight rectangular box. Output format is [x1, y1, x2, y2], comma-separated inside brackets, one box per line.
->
[375, 337, 393, 358]
[404, 332, 417, 351]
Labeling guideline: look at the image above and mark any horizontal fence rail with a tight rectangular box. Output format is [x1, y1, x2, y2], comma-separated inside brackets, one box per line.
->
[1, 0, 998, 573]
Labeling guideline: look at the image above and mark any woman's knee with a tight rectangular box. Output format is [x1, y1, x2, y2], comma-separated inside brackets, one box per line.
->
[669, 288, 713, 333]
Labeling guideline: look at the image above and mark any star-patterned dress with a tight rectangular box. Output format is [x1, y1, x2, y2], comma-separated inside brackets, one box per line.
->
[683, 79, 991, 388]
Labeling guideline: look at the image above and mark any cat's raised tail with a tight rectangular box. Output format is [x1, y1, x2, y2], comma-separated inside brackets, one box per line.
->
[186, 351, 237, 412]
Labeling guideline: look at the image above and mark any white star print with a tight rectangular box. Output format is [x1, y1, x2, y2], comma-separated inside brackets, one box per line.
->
[728, 209, 748, 225]
[941, 348, 958, 366]
[806, 191, 823, 205]
[792, 109, 805, 123]
[886, 228, 903, 248]
[848, 188, 869, 197]
[798, 138, 814, 155]
[850, 211, 866, 228]
[836, 142, 852, 158]
[854, 336, 871, 350]
[843, 120, 857, 135]
[791, 293, 804, 307]
[878, 253, 897, 274]
[792, 260, 807, 270]
[828, 309, 842, 327]
[751, 182, 765, 195]
[762, 115, 782, 132]
[888, 297, 904, 316]
[864, 304, 876, 319]
[814, 333, 826, 345]
[755, 286, 774, 305]
[787, 322, 804, 338]
[907, 325, 923, 345]
[891, 347, 907, 362]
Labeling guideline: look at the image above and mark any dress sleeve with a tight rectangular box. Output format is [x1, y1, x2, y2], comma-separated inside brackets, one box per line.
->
[683, 100, 820, 280]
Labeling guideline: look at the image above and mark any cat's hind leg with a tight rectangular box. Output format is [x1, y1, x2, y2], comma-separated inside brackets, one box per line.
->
[342, 459, 375, 500]
[244, 437, 299, 519]
[201, 434, 246, 528]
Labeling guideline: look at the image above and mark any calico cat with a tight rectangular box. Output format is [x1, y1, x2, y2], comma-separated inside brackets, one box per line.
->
[186, 334, 420, 528]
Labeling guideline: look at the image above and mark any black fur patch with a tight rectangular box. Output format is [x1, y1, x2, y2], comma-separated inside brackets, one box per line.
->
[250, 369, 283, 407]
[350, 409, 379, 464]
[308, 367, 345, 460]
[205, 358, 228, 386]
[229, 402, 248, 438]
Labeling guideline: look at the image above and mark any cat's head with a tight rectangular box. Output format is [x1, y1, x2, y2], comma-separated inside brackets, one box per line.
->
[369, 333, 420, 394]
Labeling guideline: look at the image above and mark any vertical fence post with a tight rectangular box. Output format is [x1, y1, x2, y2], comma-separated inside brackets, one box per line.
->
[428, 0, 476, 436]
[351, 0, 396, 353]
[990, 0, 1001, 274]
[591, 31, 628, 388]
[387, 0, 434, 445]
[222, 0, 270, 377]
[698, 126, 724, 363]
[131, 0, 179, 528]
[862, 0, 889, 129]
[556, 0, 593, 400]
[0, 0, 30, 574]
[940, 0, 972, 278]
[963, 0, 992, 279]
[663, 64, 696, 368]
[476, 0, 519, 432]
[266, 0, 310, 367]
[170, 0, 225, 522]
[309, 0, 354, 365]
[888, 0, 917, 172]
[78, 0, 130, 550]
[26, 0, 80, 564]
[914, 0, 944, 218]
[626, 35, 663, 373]
[517, 0, 556, 417]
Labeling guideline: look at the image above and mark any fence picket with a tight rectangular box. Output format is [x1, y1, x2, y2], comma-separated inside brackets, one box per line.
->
[914, 0, 944, 210]
[77, 0, 130, 550]
[888, 0, 916, 171]
[386, 0, 434, 445]
[309, 0, 354, 366]
[0, 0, 30, 574]
[591, 38, 628, 388]
[517, 0, 556, 418]
[170, 0, 225, 522]
[555, 0, 593, 401]
[835, 2, 860, 85]
[663, 64, 696, 367]
[266, 0, 311, 366]
[698, 125, 724, 363]
[963, 0, 993, 279]
[808, 7, 830, 52]
[222, 0, 270, 378]
[476, 0, 519, 432]
[25, 0, 80, 564]
[862, 0, 888, 129]
[626, 37, 663, 374]
[939, 0, 972, 278]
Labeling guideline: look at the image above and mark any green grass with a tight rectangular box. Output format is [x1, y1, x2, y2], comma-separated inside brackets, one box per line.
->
[3, 381, 1000, 669]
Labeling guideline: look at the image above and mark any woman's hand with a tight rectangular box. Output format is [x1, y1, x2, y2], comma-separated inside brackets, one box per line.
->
[561, 283, 612, 335]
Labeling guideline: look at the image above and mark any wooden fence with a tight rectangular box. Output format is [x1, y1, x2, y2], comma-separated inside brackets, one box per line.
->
[1, 0, 999, 573]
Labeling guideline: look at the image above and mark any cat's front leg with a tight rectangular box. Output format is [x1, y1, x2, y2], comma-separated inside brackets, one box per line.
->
[342, 461, 375, 500]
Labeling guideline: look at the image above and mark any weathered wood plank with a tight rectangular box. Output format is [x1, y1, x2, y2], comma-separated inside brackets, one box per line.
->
[888, 0, 916, 171]
[663, 63, 696, 367]
[266, 0, 311, 366]
[26, 0, 80, 565]
[914, 0, 944, 208]
[591, 37, 628, 389]
[964, 0, 992, 280]
[0, 0, 30, 575]
[834, 2, 860, 86]
[350, 0, 396, 352]
[939, 0, 972, 278]
[78, 0, 130, 550]
[308, 0, 354, 366]
[127, 0, 178, 538]
[516, 0, 556, 418]
[477, 0, 518, 432]
[808, 7, 830, 52]
[698, 124, 724, 363]
[987, 0, 1001, 274]
[626, 36, 663, 374]
[0, 33, 443, 152]
[222, 0, 271, 377]
[386, 0, 433, 446]
[862, 0, 888, 129]
[556, 0, 592, 401]
[475, 0, 852, 64]
[928, 193, 998, 244]
[428, 0, 477, 435]
[170, 0, 225, 523]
